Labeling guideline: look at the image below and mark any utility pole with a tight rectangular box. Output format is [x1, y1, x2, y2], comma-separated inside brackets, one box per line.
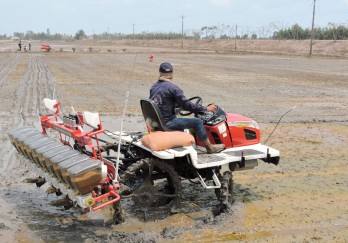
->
[309, 0, 316, 56]
[133, 23, 135, 47]
[181, 14, 185, 49]
[235, 25, 237, 52]
[107, 27, 110, 46]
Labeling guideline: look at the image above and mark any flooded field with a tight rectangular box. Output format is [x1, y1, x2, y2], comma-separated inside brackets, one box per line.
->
[0, 44, 347, 242]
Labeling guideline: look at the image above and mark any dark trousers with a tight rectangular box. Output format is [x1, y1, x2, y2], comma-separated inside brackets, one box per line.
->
[166, 117, 207, 141]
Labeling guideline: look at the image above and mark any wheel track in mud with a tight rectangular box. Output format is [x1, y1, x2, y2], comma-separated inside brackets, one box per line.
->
[0, 53, 23, 176]
[0, 53, 22, 89]
[0, 52, 71, 242]
[0, 54, 114, 242]
[0, 53, 56, 176]
[27, 54, 55, 117]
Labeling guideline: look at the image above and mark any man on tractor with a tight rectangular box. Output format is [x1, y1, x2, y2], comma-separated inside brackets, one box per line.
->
[150, 62, 225, 154]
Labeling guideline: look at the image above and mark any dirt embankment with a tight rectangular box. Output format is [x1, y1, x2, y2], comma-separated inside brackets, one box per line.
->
[0, 42, 347, 242]
[1, 39, 348, 58]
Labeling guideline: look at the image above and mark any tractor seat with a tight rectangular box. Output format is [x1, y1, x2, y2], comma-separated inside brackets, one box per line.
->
[140, 98, 169, 132]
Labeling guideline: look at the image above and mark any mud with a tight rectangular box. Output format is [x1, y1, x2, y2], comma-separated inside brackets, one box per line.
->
[0, 43, 347, 242]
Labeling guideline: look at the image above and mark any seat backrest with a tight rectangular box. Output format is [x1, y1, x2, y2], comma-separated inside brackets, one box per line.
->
[140, 99, 168, 132]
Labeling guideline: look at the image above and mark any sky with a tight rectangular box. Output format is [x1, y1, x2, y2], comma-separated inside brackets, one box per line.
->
[0, 0, 347, 36]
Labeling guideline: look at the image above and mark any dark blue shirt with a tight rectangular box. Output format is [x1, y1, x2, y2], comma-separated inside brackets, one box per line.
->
[150, 80, 206, 123]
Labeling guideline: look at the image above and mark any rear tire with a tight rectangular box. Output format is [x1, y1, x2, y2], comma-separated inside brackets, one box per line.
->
[120, 158, 182, 218]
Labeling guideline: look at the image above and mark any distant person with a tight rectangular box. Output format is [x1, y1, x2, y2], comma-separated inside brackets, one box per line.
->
[149, 62, 225, 154]
[28, 41, 31, 51]
[24, 45, 27, 52]
[18, 40, 22, 51]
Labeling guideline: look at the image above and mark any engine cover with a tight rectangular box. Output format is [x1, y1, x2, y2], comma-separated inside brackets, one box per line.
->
[198, 113, 261, 149]
[225, 113, 260, 147]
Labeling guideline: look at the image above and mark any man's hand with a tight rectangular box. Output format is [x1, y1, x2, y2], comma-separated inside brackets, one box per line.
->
[207, 104, 218, 113]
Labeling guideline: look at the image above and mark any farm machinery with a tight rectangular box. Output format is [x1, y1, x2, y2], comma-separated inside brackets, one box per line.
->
[8, 97, 280, 223]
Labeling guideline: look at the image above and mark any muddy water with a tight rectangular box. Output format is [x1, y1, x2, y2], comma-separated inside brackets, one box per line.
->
[0, 50, 347, 242]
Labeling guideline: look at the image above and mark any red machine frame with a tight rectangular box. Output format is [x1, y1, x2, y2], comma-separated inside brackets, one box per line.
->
[39, 102, 120, 211]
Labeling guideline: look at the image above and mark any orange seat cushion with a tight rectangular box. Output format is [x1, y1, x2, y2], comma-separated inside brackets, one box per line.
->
[141, 131, 195, 151]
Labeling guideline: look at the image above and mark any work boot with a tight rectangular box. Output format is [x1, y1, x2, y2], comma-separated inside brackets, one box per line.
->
[203, 139, 225, 154]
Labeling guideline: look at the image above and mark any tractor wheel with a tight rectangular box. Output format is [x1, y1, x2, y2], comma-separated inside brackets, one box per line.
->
[120, 158, 182, 216]
[215, 171, 234, 212]
[112, 200, 125, 224]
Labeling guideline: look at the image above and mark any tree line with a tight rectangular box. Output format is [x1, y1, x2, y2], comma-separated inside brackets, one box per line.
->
[1, 23, 347, 41]
[273, 23, 348, 40]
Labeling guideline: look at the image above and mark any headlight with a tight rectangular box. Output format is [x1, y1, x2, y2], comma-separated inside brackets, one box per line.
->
[218, 123, 227, 134]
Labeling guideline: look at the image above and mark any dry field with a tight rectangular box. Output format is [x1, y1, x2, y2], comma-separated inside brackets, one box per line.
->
[0, 40, 347, 242]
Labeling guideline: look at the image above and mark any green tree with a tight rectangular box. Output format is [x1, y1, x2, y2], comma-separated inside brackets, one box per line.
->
[75, 29, 87, 40]
[13, 32, 24, 39]
[47, 28, 51, 39]
[291, 24, 302, 39]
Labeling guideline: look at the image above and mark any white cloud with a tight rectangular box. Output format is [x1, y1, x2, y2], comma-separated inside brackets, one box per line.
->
[54, 4, 72, 13]
[87, 0, 112, 6]
[344, 0, 348, 6]
[210, 0, 232, 7]
[121, 0, 135, 4]
[251, 4, 264, 11]
[184, 3, 194, 10]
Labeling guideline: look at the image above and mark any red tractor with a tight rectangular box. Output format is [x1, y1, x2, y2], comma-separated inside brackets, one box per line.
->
[8, 97, 280, 222]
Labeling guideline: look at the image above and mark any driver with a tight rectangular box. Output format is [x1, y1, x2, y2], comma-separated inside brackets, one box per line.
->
[150, 62, 225, 154]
